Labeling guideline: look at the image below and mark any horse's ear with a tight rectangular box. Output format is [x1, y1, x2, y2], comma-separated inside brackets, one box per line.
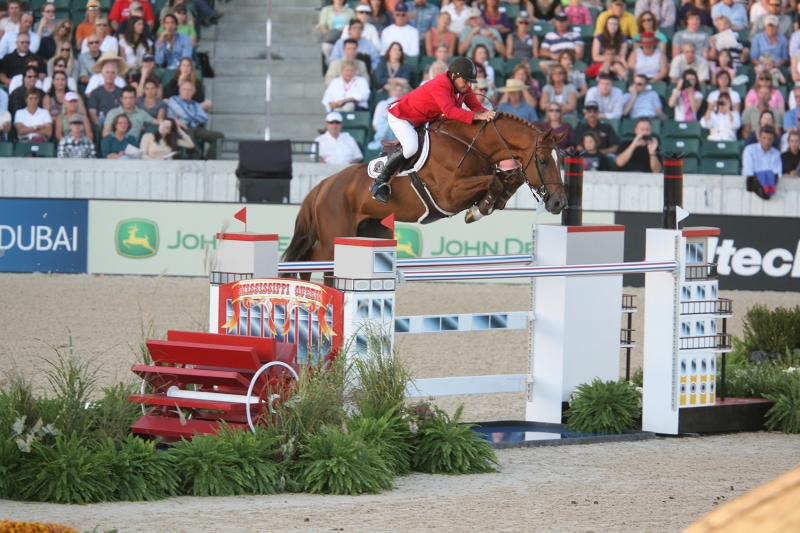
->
[552, 130, 569, 144]
[540, 128, 552, 140]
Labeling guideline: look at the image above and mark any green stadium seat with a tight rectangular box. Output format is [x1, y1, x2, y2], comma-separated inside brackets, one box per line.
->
[14, 142, 56, 158]
[343, 128, 367, 150]
[682, 156, 699, 173]
[362, 147, 382, 163]
[563, 114, 579, 128]
[702, 140, 740, 159]
[160, 69, 177, 87]
[662, 120, 702, 139]
[488, 56, 505, 78]
[612, 80, 627, 93]
[504, 3, 520, 23]
[700, 158, 740, 175]
[0, 142, 13, 157]
[731, 29, 749, 46]
[420, 55, 436, 75]
[404, 55, 420, 74]
[661, 26, 674, 41]
[661, 138, 700, 158]
[530, 21, 553, 38]
[369, 90, 389, 112]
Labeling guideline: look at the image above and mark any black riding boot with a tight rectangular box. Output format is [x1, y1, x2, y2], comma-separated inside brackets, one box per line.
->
[370, 147, 407, 204]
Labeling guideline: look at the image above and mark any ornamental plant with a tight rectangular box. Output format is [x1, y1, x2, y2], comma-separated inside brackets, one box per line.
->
[742, 304, 800, 356]
[565, 378, 641, 434]
[764, 369, 800, 434]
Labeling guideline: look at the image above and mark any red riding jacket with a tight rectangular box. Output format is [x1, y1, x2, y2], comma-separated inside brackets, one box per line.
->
[388, 74, 487, 128]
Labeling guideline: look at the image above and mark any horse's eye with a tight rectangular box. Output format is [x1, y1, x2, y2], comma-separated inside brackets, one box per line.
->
[539, 157, 547, 165]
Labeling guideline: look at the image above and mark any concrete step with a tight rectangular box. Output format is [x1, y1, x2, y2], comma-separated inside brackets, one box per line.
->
[209, 113, 266, 135]
[214, 58, 269, 77]
[268, 97, 324, 114]
[221, 6, 268, 22]
[271, 22, 317, 40]
[214, 42, 267, 59]
[271, 41, 320, 59]
[269, 57, 323, 75]
[271, 114, 326, 139]
[216, 23, 267, 41]
[273, 8, 318, 25]
[270, 78, 325, 99]
[270, 0, 320, 8]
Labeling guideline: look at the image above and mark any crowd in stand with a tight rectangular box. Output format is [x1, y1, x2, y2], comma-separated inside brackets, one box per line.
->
[314, 0, 800, 185]
[0, 0, 223, 159]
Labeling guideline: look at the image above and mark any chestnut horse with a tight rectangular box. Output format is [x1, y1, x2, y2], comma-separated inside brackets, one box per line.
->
[283, 112, 568, 269]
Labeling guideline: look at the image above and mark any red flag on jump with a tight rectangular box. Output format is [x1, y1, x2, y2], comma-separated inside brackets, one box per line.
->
[381, 213, 395, 232]
[234, 207, 247, 232]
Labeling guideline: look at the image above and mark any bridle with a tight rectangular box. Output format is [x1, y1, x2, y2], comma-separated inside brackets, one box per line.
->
[428, 113, 566, 204]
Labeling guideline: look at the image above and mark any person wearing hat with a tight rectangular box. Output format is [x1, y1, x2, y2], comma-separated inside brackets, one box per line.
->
[505, 11, 535, 59]
[369, 56, 495, 203]
[750, 0, 792, 38]
[496, 78, 538, 123]
[57, 112, 96, 158]
[750, 15, 790, 66]
[538, 11, 584, 60]
[87, 52, 129, 124]
[594, 0, 638, 39]
[627, 31, 668, 81]
[313, 111, 363, 164]
[76, 0, 106, 47]
[341, 4, 381, 51]
[130, 52, 161, 96]
[458, 6, 504, 57]
[56, 90, 93, 141]
[108, 0, 155, 33]
[85, 50, 128, 95]
[154, 13, 192, 69]
[379, 2, 420, 57]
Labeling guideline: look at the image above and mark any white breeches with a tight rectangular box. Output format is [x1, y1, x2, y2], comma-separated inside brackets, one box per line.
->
[388, 112, 419, 159]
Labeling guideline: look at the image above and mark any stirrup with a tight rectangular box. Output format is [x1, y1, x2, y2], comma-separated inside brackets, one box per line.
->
[371, 181, 391, 204]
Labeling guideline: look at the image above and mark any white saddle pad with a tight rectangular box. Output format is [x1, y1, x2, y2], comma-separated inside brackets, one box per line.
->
[367, 125, 431, 179]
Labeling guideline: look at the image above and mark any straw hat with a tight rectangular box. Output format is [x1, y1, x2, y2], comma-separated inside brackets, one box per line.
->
[91, 51, 130, 75]
[497, 78, 529, 92]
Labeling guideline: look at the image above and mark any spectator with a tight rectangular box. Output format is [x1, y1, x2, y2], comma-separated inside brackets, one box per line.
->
[57, 113, 96, 158]
[594, 0, 638, 39]
[536, 102, 573, 149]
[368, 0, 394, 32]
[0, 0, 21, 36]
[575, 101, 621, 154]
[700, 93, 741, 140]
[47, 42, 79, 83]
[0, 85, 7, 112]
[473, 63, 497, 102]
[707, 70, 742, 112]
[368, 81, 407, 148]
[167, 5, 196, 47]
[101, 113, 138, 158]
[632, 12, 668, 54]
[421, 58, 447, 83]
[312, 111, 363, 164]
[408, 0, 439, 36]
[118, 1, 152, 38]
[710, 15, 749, 67]
[0, 107, 10, 141]
[80, 16, 118, 55]
[318, 0, 355, 60]
[549, 49, 587, 98]
[709, 48, 736, 85]
[0, 31, 41, 85]
[751, 0, 792, 38]
[130, 53, 161, 96]
[7, 55, 44, 94]
[623, 73, 663, 118]
[539, 11, 584, 60]
[678, 0, 712, 28]
[471, 44, 495, 86]
[591, 14, 627, 63]
[329, 20, 381, 72]
[742, 125, 781, 187]
[119, 16, 152, 71]
[745, 109, 781, 148]
[585, 73, 623, 120]
[668, 68, 703, 120]
[7, 65, 40, 117]
[140, 117, 194, 159]
[440, 0, 469, 34]
[539, 63, 577, 116]
[165, 57, 211, 112]
[78, 33, 104, 85]
[501, 60, 540, 109]
[710, 0, 748, 30]
[39, 19, 73, 61]
[471, 77, 494, 108]
[14, 87, 51, 142]
[109, 0, 156, 33]
[158, 0, 195, 29]
[167, 81, 224, 159]
[497, 78, 539, 122]
[564, 0, 592, 26]
[504, 11, 535, 59]
[792, 26, 800, 59]
[86, 52, 129, 96]
[75, 0, 104, 48]
[669, 42, 710, 84]
[103, 84, 157, 138]
[587, 45, 627, 80]
[581, 130, 611, 170]
[381, 3, 420, 56]
[635, 0, 676, 29]
[154, 14, 191, 69]
[88, 54, 126, 125]
[481, 0, 511, 37]
[458, 7, 504, 57]
[42, 71, 70, 118]
[526, 0, 562, 22]
[615, 117, 662, 172]
[744, 72, 785, 112]
[627, 31, 668, 81]
[751, 15, 789, 66]
[782, 131, 800, 175]
[137, 78, 166, 120]
[783, 84, 800, 133]
[672, 9, 711, 59]
[742, 85, 783, 138]
[0, 11, 38, 58]
[375, 41, 412, 90]
[322, 59, 370, 112]
[345, 4, 381, 51]
[754, 52, 787, 86]
[55, 91, 93, 142]
[425, 12, 456, 57]
[326, 39, 369, 86]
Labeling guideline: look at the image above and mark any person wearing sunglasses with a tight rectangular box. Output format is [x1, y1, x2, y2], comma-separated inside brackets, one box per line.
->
[34, 3, 57, 38]
[504, 11, 534, 59]
[312, 111, 363, 164]
[6, 64, 43, 117]
[634, 0, 676, 29]
[0, 32, 42, 86]
[0, 12, 40, 58]
[78, 34, 104, 85]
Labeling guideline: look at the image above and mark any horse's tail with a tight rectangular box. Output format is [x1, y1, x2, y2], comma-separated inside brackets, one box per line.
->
[282, 184, 321, 266]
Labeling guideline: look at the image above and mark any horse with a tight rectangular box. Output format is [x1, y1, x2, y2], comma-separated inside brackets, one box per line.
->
[283, 112, 568, 272]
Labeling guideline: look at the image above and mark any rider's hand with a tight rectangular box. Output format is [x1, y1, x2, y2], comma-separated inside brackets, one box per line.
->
[474, 110, 497, 122]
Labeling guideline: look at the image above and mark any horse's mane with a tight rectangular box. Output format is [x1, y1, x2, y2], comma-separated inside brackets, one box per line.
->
[494, 110, 543, 133]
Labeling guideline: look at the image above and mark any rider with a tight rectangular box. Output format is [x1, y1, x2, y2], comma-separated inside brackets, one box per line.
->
[369, 57, 497, 204]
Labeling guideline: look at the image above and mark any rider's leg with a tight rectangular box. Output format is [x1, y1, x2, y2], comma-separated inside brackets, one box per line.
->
[370, 113, 418, 204]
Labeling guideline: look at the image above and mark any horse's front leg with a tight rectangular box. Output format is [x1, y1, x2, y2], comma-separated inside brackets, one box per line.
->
[493, 171, 525, 212]
[457, 174, 505, 224]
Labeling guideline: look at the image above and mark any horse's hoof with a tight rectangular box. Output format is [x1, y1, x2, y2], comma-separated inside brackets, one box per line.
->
[465, 205, 482, 224]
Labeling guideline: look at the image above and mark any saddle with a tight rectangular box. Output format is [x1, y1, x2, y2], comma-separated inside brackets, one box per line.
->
[367, 126, 431, 179]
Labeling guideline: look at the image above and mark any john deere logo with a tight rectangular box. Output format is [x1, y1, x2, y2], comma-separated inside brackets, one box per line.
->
[394, 225, 422, 258]
[116, 219, 159, 258]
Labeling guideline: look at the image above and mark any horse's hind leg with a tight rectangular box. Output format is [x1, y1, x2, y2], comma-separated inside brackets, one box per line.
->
[465, 175, 505, 224]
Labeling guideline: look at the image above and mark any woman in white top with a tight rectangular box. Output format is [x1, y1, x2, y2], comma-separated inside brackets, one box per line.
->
[14, 88, 53, 142]
[627, 32, 668, 82]
[140, 118, 194, 159]
[80, 16, 118, 55]
[321, 59, 370, 112]
[118, 16, 153, 70]
[699, 93, 741, 141]
[440, 0, 471, 34]
[471, 44, 495, 87]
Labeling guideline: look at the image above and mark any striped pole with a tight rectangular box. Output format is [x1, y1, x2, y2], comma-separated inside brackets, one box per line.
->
[562, 153, 584, 227]
[277, 254, 534, 274]
[663, 156, 684, 230]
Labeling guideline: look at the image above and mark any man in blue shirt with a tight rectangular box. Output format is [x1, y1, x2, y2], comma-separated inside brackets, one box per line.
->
[710, 0, 748, 31]
[750, 15, 789, 66]
[496, 79, 538, 123]
[408, 0, 438, 36]
[168, 81, 224, 159]
[155, 14, 193, 69]
[328, 19, 381, 71]
[742, 125, 782, 177]
[622, 74, 663, 119]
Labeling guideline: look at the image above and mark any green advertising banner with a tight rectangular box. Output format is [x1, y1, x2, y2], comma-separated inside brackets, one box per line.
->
[88, 200, 614, 276]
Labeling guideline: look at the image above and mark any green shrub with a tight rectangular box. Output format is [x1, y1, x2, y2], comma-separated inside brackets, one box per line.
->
[0, 439, 21, 500]
[101, 437, 179, 501]
[764, 370, 800, 434]
[215, 427, 283, 495]
[565, 379, 641, 434]
[91, 383, 142, 442]
[743, 305, 800, 356]
[411, 405, 497, 475]
[719, 363, 788, 398]
[18, 433, 114, 504]
[169, 434, 247, 497]
[295, 424, 394, 495]
[346, 411, 413, 476]
[349, 326, 410, 419]
[630, 367, 644, 388]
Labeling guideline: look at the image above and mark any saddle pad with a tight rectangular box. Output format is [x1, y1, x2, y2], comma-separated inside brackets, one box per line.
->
[367, 125, 431, 179]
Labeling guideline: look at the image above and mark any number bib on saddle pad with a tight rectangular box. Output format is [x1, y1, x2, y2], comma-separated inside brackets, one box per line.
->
[367, 125, 431, 179]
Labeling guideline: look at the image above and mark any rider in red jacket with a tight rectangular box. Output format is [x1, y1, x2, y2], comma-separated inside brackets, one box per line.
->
[370, 57, 497, 203]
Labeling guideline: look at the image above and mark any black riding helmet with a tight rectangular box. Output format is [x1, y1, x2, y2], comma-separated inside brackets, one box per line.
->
[447, 57, 478, 84]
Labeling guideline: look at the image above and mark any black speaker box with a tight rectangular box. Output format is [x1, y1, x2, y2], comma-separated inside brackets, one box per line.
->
[236, 140, 293, 204]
